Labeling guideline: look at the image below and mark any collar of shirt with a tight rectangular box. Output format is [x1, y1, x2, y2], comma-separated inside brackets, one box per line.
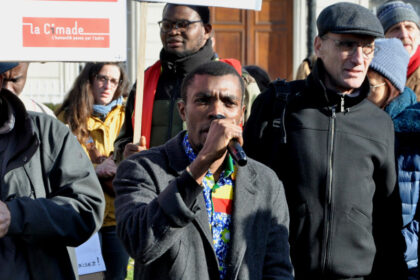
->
[182, 133, 235, 179]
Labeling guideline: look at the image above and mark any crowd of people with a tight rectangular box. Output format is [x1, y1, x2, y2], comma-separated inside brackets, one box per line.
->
[2, 1, 420, 280]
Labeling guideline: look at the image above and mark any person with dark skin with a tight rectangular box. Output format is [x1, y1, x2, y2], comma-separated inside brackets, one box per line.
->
[114, 61, 293, 280]
[1, 62, 55, 116]
[113, 4, 260, 163]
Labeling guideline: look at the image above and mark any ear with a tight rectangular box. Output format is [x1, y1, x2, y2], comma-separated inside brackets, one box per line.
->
[314, 36, 323, 57]
[203, 24, 212, 40]
[177, 100, 187, 122]
[240, 104, 246, 126]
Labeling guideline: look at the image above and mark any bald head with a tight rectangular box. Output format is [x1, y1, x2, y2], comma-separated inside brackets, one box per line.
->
[2, 62, 29, 96]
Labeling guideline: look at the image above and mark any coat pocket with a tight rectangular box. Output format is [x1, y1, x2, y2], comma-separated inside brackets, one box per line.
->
[168, 239, 190, 279]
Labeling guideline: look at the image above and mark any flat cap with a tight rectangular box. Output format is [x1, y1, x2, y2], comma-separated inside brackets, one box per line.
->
[317, 2, 384, 38]
[0, 63, 18, 75]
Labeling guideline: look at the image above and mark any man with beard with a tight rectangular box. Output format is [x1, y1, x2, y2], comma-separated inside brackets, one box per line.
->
[376, 1, 420, 101]
[114, 4, 259, 162]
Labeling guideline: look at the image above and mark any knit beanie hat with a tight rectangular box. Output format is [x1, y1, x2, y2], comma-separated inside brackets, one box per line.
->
[164, 4, 210, 24]
[369, 38, 409, 92]
[376, 1, 420, 33]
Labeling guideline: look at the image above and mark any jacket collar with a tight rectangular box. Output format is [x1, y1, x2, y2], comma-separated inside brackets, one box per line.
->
[305, 58, 370, 111]
[0, 89, 38, 173]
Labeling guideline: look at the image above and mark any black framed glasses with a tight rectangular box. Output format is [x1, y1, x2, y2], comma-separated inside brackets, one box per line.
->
[323, 36, 375, 58]
[158, 19, 202, 33]
[95, 74, 121, 88]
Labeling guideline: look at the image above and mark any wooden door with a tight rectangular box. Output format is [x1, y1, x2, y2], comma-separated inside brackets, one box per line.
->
[211, 0, 293, 81]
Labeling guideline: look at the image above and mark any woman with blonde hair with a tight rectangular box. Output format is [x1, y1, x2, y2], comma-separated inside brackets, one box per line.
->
[56, 62, 130, 280]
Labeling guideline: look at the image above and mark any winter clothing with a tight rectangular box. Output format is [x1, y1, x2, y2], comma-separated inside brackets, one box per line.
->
[317, 2, 384, 37]
[58, 99, 128, 279]
[376, 1, 420, 33]
[113, 39, 260, 162]
[113, 131, 293, 280]
[384, 86, 419, 275]
[370, 38, 409, 93]
[406, 50, 420, 101]
[244, 59, 407, 279]
[0, 89, 104, 280]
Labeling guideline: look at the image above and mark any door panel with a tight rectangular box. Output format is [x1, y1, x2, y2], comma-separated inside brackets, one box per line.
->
[211, 0, 293, 81]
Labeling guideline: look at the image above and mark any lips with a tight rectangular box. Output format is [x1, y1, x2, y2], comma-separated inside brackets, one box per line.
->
[167, 38, 183, 48]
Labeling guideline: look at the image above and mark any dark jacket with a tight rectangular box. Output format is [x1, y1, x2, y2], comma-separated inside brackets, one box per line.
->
[1, 89, 105, 280]
[244, 60, 407, 279]
[385, 86, 420, 271]
[113, 39, 260, 163]
[113, 131, 293, 280]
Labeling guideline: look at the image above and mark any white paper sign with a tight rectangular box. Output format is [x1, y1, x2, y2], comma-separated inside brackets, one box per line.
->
[75, 233, 106, 275]
[0, 0, 127, 62]
[140, 0, 262, 11]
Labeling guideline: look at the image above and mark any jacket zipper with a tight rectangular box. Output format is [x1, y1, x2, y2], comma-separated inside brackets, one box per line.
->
[321, 106, 336, 273]
[167, 78, 180, 142]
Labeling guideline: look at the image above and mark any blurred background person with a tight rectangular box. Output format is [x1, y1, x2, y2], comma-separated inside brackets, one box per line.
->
[368, 38, 419, 280]
[376, 1, 420, 101]
[56, 62, 130, 280]
[2, 62, 55, 116]
[294, 53, 317, 80]
[244, 65, 271, 92]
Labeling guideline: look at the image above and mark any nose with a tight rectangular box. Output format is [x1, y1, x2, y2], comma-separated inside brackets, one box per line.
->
[2, 81, 13, 93]
[208, 100, 225, 119]
[350, 46, 365, 64]
[102, 79, 112, 89]
[167, 25, 181, 35]
[399, 26, 409, 39]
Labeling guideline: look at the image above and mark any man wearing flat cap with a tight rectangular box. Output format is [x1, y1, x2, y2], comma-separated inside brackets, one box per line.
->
[244, 2, 407, 279]
[376, 1, 420, 101]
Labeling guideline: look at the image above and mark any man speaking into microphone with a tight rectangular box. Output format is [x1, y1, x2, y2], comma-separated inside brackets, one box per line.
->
[113, 61, 293, 280]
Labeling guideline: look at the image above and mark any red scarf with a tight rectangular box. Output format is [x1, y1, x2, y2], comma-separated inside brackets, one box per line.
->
[132, 58, 242, 149]
[407, 46, 420, 78]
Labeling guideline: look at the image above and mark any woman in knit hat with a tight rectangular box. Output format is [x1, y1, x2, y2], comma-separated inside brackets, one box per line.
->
[368, 38, 419, 280]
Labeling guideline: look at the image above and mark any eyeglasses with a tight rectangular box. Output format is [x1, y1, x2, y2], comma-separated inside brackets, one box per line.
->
[369, 82, 386, 89]
[323, 36, 375, 58]
[95, 74, 121, 88]
[158, 19, 202, 33]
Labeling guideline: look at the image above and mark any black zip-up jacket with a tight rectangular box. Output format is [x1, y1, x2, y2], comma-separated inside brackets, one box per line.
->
[244, 60, 407, 279]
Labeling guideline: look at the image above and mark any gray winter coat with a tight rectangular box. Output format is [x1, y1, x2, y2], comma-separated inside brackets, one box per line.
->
[1, 89, 105, 280]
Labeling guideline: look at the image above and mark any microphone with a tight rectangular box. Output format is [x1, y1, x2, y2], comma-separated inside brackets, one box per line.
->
[213, 114, 247, 166]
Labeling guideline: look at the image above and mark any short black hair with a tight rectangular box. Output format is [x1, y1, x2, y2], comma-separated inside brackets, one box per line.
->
[163, 4, 210, 24]
[181, 61, 245, 103]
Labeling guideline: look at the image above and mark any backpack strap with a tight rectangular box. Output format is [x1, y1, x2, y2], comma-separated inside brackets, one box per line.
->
[270, 78, 305, 144]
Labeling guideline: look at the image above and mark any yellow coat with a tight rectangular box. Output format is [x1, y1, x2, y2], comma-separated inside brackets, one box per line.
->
[58, 104, 125, 227]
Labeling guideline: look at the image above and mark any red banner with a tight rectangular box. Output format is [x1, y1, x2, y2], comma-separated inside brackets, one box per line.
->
[22, 17, 110, 48]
